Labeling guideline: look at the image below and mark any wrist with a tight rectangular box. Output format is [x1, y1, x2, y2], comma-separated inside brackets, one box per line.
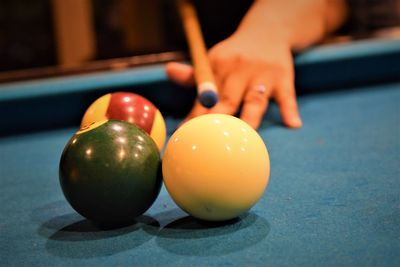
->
[236, 0, 327, 51]
[234, 15, 294, 49]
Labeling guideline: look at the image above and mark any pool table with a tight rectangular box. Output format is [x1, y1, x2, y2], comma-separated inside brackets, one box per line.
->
[1, 38, 399, 266]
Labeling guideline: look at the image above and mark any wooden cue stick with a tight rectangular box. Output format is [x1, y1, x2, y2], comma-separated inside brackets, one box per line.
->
[177, 0, 218, 108]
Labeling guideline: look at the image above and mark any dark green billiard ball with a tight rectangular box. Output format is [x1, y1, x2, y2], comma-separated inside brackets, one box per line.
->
[59, 119, 162, 224]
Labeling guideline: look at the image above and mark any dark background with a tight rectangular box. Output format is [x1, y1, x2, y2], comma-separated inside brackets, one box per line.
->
[0, 0, 252, 72]
[0, 0, 398, 73]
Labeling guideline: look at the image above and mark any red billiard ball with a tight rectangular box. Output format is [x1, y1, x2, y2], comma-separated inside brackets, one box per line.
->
[59, 120, 162, 224]
[81, 92, 166, 151]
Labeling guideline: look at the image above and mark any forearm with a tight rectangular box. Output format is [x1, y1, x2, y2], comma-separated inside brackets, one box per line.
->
[236, 0, 348, 51]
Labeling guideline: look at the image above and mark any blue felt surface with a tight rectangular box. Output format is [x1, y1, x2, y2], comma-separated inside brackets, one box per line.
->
[0, 65, 167, 102]
[0, 83, 399, 266]
[1, 39, 400, 136]
[1, 38, 399, 102]
[295, 38, 400, 63]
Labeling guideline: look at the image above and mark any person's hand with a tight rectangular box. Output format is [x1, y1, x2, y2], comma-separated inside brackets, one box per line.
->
[166, 30, 302, 129]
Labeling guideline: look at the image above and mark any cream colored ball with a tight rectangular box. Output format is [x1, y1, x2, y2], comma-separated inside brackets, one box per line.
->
[162, 114, 270, 221]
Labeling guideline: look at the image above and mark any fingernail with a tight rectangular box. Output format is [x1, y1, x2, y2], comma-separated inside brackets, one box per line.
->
[290, 117, 302, 128]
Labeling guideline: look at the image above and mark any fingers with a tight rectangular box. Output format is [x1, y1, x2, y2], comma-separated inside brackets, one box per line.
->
[184, 69, 250, 122]
[167, 60, 302, 129]
[209, 68, 252, 115]
[165, 62, 195, 87]
[240, 74, 273, 129]
[184, 99, 209, 121]
[240, 70, 302, 129]
[274, 79, 302, 128]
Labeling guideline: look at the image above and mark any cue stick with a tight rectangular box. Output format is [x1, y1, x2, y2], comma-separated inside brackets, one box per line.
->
[177, 0, 218, 108]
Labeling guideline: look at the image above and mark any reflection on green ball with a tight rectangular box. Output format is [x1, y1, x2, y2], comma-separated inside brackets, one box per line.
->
[59, 120, 162, 224]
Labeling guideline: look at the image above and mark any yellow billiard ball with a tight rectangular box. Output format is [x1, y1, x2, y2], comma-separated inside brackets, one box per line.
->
[162, 114, 270, 221]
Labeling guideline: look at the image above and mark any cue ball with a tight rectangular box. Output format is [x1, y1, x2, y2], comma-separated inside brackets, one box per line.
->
[59, 120, 162, 224]
[162, 114, 270, 221]
[81, 92, 166, 151]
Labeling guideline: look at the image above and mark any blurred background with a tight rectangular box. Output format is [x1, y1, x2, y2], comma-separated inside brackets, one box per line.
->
[0, 0, 253, 73]
[0, 0, 399, 75]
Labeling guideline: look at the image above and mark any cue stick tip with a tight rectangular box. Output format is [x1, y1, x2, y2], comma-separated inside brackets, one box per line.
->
[198, 82, 218, 108]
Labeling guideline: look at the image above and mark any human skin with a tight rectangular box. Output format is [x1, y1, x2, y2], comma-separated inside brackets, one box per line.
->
[167, 0, 348, 129]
